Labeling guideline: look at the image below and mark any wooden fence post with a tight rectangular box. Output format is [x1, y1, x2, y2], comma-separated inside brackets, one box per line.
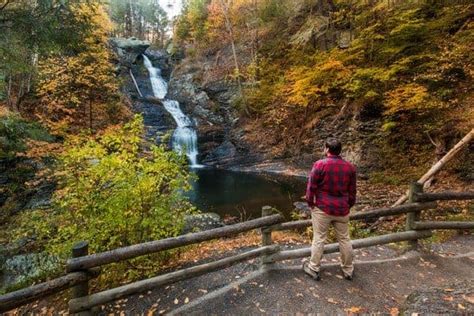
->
[70, 241, 93, 316]
[260, 206, 274, 269]
[406, 182, 423, 249]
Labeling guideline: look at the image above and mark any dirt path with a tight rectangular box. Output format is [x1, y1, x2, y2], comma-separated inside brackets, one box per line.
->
[98, 234, 473, 315]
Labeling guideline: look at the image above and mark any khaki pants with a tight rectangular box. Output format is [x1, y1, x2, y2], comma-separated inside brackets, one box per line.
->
[308, 207, 354, 276]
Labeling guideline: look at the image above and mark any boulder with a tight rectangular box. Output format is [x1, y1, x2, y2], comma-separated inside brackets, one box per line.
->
[181, 212, 224, 234]
[109, 37, 150, 66]
[294, 202, 311, 219]
[0, 252, 61, 292]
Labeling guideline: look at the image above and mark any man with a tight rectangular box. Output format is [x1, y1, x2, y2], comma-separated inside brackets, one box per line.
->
[303, 137, 356, 281]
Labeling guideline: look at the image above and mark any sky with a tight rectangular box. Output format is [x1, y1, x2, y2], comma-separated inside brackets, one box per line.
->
[158, 0, 184, 21]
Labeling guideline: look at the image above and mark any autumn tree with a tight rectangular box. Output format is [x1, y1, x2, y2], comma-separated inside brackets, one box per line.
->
[36, 3, 126, 135]
[0, 0, 94, 111]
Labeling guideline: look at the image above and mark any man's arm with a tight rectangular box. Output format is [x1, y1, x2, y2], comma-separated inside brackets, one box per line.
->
[306, 163, 320, 207]
[348, 167, 357, 208]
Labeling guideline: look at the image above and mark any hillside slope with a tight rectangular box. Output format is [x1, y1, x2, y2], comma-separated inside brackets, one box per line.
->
[171, 0, 473, 180]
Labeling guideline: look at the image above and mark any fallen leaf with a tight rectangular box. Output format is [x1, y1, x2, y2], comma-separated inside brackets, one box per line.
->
[443, 296, 454, 302]
[345, 306, 362, 313]
[147, 309, 156, 316]
[174, 298, 179, 305]
[463, 294, 474, 304]
[198, 289, 208, 294]
[184, 297, 189, 304]
[444, 288, 454, 292]
[458, 304, 466, 310]
[390, 307, 399, 315]
[327, 298, 337, 304]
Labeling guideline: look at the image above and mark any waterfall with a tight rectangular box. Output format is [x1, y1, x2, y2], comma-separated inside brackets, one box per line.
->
[142, 55, 201, 167]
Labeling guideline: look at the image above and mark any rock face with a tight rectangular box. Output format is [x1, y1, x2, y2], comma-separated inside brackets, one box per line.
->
[167, 62, 258, 167]
[109, 37, 150, 66]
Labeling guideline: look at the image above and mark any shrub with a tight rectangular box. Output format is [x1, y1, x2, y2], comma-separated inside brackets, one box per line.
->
[10, 115, 196, 282]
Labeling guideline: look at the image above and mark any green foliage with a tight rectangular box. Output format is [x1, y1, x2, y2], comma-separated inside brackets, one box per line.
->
[10, 116, 195, 272]
[0, 0, 97, 100]
[0, 112, 54, 159]
[174, 0, 210, 43]
[109, 0, 169, 45]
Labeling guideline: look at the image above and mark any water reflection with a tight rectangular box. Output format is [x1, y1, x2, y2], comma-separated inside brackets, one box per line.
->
[187, 168, 306, 220]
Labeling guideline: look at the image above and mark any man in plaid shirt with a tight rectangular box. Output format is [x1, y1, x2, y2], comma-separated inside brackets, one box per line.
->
[303, 138, 356, 281]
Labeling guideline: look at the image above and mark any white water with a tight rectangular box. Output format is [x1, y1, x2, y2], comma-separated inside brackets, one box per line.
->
[143, 55, 201, 167]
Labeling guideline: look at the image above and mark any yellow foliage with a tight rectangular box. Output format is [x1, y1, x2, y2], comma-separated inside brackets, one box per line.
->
[384, 83, 434, 115]
[36, 3, 124, 135]
[285, 59, 351, 107]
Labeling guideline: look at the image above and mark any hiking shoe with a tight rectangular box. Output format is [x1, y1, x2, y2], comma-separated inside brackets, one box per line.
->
[342, 271, 354, 281]
[303, 261, 321, 281]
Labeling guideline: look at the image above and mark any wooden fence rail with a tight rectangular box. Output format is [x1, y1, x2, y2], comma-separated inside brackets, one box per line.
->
[414, 221, 474, 230]
[1, 185, 472, 314]
[67, 214, 284, 272]
[69, 245, 280, 313]
[268, 230, 433, 263]
[272, 202, 438, 231]
[415, 191, 474, 202]
[0, 269, 99, 313]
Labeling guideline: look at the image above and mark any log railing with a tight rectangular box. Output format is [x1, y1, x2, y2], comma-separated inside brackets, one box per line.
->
[1, 184, 472, 314]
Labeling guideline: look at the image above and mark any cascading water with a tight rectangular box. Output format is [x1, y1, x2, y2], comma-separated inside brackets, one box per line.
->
[143, 55, 200, 167]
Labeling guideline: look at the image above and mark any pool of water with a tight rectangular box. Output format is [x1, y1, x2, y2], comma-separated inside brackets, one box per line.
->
[187, 168, 307, 220]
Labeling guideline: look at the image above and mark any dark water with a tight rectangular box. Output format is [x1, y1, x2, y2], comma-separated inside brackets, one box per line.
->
[187, 168, 306, 220]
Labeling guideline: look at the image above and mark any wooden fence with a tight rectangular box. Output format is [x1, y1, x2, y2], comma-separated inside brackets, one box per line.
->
[1, 183, 473, 314]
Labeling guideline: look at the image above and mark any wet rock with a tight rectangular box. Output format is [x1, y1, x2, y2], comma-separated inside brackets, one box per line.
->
[144, 49, 171, 79]
[181, 213, 224, 234]
[110, 37, 150, 66]
[203, 141, 237, 165]
[198, 125, 226, 144]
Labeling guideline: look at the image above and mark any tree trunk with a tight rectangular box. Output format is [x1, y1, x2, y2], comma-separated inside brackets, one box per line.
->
[219, 0, 242, 94]
[89, 99, 93, 132]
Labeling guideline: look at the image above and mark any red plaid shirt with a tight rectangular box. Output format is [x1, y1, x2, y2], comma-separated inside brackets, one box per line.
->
[306, 155, 357, 216]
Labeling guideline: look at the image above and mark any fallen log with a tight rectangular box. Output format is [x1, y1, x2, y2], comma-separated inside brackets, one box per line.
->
[129, 69, 143, 98]
[392, 129, 474, 207]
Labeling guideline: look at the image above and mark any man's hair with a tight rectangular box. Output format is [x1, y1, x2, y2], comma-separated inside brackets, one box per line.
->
[325, 137, 342, 155]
